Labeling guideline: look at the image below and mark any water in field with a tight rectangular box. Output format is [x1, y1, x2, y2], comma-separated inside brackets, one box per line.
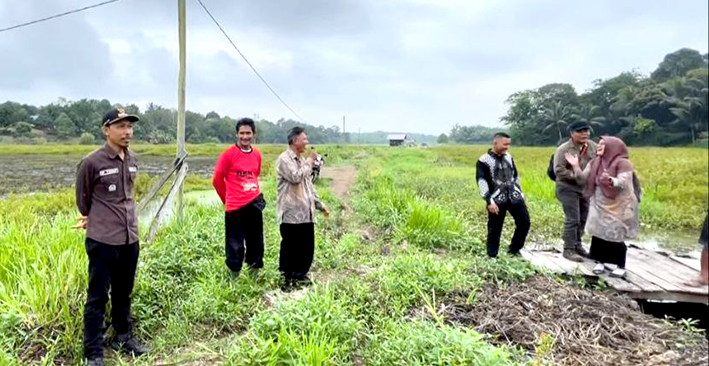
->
[138, 190, 221, 232]
[630, 230, 703, 258]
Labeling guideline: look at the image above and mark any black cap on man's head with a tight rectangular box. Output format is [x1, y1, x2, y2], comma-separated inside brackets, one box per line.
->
[568, 121, 590, 133]
[102, 108, 139, 126]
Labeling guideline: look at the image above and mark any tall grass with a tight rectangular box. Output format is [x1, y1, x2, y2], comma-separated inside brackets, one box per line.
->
[0, 144, 706, 364]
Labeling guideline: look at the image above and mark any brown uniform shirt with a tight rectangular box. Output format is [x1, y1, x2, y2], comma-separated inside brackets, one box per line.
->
[76, 144, 139, 245]
[553, 139, 597, 192]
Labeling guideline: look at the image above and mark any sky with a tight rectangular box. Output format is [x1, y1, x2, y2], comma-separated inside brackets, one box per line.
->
[0, 0, 707, 135]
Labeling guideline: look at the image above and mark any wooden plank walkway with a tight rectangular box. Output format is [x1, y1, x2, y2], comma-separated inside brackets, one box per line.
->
[522, 245, 708, 304]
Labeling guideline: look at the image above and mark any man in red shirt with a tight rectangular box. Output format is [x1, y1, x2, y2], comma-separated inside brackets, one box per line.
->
[213, 118, 266, 277]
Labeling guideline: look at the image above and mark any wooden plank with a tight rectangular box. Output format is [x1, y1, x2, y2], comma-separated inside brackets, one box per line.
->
[563, 256, 596, 277]
[549, 252, 597, 277]
[624, 254, 687, 293]
[530, 251, 643, 293]
[522, 250, 564, 273]
[600, 276, 642, 293]
[628, 248, 707, 295]
[619, 267, 665, 293]
[670, 255, 701, 272]
[633, 248, 699, 279]
[527, 245, 706, 304]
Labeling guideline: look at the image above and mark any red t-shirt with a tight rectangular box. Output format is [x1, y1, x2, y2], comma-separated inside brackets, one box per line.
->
[213, 145, 262, 212]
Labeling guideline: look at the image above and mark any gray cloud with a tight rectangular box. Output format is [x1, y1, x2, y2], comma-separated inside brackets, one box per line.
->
[0, 0, 707, 134]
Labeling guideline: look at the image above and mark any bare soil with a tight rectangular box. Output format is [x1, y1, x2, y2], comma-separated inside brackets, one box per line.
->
[320, 165, 358, 201]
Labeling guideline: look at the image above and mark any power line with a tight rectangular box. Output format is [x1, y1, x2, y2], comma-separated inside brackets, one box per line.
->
[0, 0, 120, 34]
[195, 0, 307, 124]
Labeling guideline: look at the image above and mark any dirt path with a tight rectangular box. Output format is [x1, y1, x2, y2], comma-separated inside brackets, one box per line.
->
[321, 165, 358, 201]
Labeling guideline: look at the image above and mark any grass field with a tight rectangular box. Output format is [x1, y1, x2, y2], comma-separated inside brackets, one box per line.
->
[0, 144, 706, 365]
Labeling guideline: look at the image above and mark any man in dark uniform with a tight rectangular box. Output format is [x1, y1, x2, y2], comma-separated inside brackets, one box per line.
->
[75, 108, 148, 365]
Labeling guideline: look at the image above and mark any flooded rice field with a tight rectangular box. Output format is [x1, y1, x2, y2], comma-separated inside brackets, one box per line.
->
[0, 154, 218, 195]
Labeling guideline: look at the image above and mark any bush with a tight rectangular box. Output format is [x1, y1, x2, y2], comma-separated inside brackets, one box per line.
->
[79, 132, 95, 145]
[12, 122, 33, 137]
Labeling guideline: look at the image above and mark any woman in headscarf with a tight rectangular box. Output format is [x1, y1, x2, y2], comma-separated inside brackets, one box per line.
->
[565, 136, 639, 278]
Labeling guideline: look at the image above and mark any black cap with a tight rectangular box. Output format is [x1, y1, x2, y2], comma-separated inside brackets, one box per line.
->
[568, 121, 590, 133]
[102, 108, 139, 126]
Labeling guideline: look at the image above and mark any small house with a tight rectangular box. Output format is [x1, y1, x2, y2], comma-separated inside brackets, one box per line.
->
[388, 133, 408, 146]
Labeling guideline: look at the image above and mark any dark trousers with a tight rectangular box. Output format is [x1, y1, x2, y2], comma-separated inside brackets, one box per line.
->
[279, 223, 315, 281]
[487, 201, 530, 257]
[590, 236, 627, 268]
[84, 238, 139, 359]
[556, 185, 589, 250]
[225, 204, 264, 272]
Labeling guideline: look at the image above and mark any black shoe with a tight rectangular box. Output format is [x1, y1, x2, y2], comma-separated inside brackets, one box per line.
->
[112, 333, 148, 356]
[563, 249, 584, 263]
[87, 357, 105, 366]
[295, 276, 313, 287]
[281, 279, 294, 292]
[574, 245, 589, 258]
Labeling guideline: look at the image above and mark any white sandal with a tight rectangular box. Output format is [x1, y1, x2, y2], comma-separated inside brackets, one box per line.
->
[593, 263, 605, 274]
[609, 268, 626, 278]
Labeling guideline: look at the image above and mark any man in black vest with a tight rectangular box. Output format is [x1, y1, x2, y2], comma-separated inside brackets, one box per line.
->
[476, 132, 530, 257]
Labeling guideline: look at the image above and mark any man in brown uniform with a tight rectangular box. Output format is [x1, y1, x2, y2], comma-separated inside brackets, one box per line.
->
[553, 121, 597, 262]
[75, 108, 148, 366]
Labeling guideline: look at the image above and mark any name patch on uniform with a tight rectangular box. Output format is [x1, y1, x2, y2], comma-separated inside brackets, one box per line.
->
[129, 166, 138, 173]
[100, 168, 119, 176]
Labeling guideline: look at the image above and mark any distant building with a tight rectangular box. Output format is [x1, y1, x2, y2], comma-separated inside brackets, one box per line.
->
[388, 133, 408, 146]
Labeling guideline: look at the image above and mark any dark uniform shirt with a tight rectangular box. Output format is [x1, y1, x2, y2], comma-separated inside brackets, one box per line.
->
[76, 144, 139, 245]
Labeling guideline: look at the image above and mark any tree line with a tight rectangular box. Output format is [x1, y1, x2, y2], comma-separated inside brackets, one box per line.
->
[0, 99, 440, 145]
[497, 48, 708, 146]
[0, 99, 345, 145]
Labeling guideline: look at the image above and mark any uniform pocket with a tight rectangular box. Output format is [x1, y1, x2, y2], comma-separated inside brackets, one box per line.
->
[100, 174, 119, 193]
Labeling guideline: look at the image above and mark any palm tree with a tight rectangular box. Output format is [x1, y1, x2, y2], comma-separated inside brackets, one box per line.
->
[662, 76, 709, 144]
[540, 101, 573, 142]
[571, 105, 607, 131]
[610, 86, 640, 116]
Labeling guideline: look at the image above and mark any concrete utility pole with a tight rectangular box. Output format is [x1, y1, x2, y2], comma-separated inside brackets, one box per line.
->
[176, 0, 187, 219]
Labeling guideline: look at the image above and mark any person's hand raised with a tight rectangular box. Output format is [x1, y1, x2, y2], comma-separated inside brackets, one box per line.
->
[565, 153, 579, 167]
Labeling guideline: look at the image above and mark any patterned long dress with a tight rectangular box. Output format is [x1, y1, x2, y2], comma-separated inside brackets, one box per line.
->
[585, 170, 639, 243]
